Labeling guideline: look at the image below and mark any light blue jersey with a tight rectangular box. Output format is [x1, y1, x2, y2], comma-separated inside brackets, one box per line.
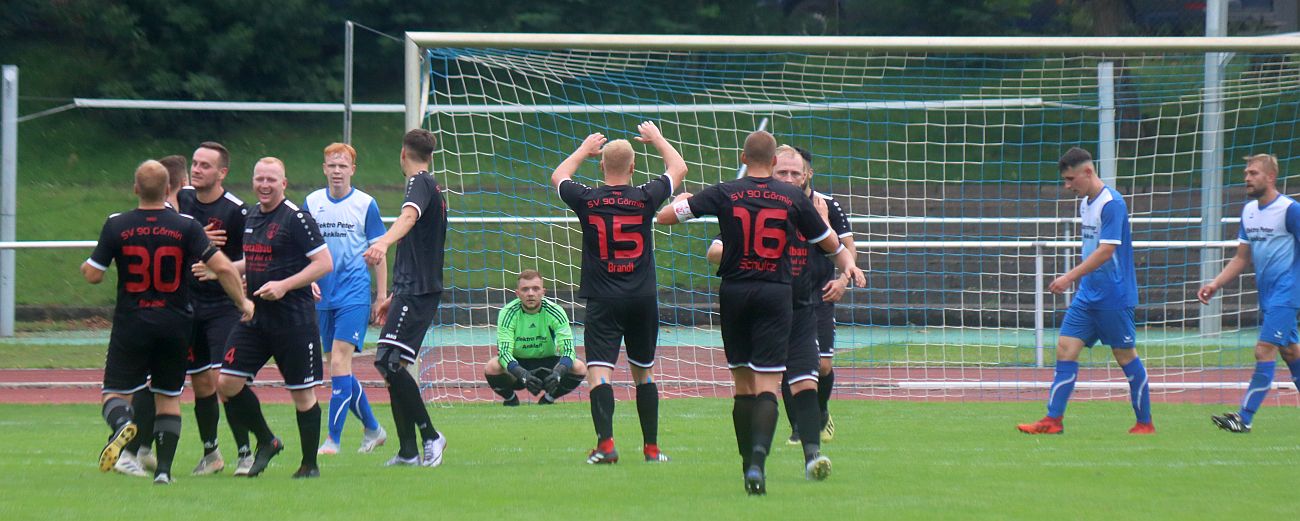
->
[1074, 185, 1138, 309]
[304, 188, 386, 310]
[1237, 194, 1300, 309]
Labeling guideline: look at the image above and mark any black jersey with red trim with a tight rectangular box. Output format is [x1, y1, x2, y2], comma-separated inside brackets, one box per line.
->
[558, 174, 673, 298]
[788, 230, 817, 309]
[716, 230, 816, 308]
[807, 191, 852, 287]
[87, 209, 219, 320]
[176, 187, 248, 311]
[685, 176, 832, 284]
[242, 199, 327, 326]
[392, 171, 447, 296]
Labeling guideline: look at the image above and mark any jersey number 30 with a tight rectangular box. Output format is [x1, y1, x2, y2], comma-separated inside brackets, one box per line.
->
[123, 245, 183, 293]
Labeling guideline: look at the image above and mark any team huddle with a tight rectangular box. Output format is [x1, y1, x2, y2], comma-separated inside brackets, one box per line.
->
[78, 123, 1300, 494]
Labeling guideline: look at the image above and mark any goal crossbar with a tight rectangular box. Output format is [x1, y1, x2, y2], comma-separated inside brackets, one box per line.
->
[402, 32, 1300, 130]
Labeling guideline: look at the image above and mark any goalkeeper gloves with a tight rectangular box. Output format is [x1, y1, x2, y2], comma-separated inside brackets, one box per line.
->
[543, 357, 574, 395]
[508, 363, 541, 395]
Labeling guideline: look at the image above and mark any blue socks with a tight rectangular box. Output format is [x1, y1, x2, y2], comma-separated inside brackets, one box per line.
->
[329, 374, 382, 443]
[1239, 361, 1276, 425]
[327, 375, 355, 444]
[1121, 357, 1151, 424]
[1046, 360, 1079, 419]
[350, 374, 380, 431]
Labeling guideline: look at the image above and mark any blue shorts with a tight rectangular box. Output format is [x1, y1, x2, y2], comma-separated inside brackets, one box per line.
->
[318, 304, 370, 353]
[1060, 306, 1136, 349]
[1257, 306, 1299, 347]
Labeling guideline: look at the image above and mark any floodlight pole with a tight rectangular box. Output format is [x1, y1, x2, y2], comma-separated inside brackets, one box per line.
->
[344, 21, 355, 144]
[1, 66, 17, 337]
[1200, 0, 1227, 336]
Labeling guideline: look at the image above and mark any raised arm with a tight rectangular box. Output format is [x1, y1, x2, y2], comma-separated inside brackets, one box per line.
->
[551, 133, 606, 189]
[634, 122, 688, 190]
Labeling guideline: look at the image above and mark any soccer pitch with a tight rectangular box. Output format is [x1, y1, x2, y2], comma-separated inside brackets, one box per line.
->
[3, 400, 1295, 519]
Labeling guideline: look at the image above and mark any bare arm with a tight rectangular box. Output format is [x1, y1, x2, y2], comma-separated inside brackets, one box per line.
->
[814, 233, 865, 288]
[80, 262, 105, 284]
[205, 251, 255, 321]
[657, 193, 692, 225]
[253, 248, 334, 301]
[364, 206, 418, 265]
[370, 253, 389, 324]
[551, 133, 606, 189]
[1048, 243, 1116, 294]
[634, 122, 688, 190]
[706, 241, 723, 265]
[1198, 243, 1252, 304]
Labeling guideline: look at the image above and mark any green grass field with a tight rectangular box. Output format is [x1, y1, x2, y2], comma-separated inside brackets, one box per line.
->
[2, 400, 1295, 519]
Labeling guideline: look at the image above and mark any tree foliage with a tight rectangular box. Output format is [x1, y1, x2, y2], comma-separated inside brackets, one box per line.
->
[0, 0, 1195, 102]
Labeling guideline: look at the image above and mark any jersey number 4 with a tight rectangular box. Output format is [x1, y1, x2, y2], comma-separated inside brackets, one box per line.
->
[733, 207, 788, 259]
[123, 245, 183, 293]
[587, 215, 644, 260]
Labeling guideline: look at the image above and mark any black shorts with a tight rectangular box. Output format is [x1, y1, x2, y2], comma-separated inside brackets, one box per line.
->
[103, 313, 193, 397]
[785, 306, 820, 385]
[719, 280, 792, 372]
[583, 295, 658, 369]
[186, 307, 241, 374]
[376, 292, 441, 364]
[220, 322, 323, 390]
[815, 301, 835, 358]
[510, 356, 561, 390]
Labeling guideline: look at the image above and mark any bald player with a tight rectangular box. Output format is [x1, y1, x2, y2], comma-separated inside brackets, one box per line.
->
[83, 160, 252, 484]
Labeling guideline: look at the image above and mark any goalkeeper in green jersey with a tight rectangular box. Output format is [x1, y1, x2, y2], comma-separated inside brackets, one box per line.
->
[485, 270, 588, 405]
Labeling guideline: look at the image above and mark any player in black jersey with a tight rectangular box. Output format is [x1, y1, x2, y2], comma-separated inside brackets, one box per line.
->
[206, 157, 333, 479]
[122, 144, 253, 476]
[362, 129, 449, 468]
[656, 131, 864, 495]
[704, 145, 845, 482]
[782, 146, 854, 447]
[82, 160, 252, 485]
[553, 122, 688, 464]
[159, 155, 187, 210]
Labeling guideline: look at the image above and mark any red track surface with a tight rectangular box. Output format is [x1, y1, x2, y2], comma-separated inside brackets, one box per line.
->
[4, 364, 1295, 406]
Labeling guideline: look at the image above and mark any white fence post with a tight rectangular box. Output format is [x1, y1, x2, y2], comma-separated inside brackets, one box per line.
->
[1, 66, 17, 337]
[1034, 242, 1045, 368]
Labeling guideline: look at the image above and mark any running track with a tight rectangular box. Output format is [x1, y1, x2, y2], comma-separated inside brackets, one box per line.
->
[3, 363, 1295, 406]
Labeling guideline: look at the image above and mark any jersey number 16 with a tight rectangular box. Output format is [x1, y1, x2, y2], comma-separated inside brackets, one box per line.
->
[733, 207, 788, 259]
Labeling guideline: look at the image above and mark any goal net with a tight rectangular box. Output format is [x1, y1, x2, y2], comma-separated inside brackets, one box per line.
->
[407, 34, 1300, 406]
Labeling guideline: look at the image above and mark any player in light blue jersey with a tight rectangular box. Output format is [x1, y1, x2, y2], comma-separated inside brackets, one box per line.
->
[306, 143, 388, 454]
[1018, 147, 1154, 435]
[1200, 154, 1300, 433]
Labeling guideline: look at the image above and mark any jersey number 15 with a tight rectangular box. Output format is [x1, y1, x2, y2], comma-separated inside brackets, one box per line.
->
[587, 215, 644, 260]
